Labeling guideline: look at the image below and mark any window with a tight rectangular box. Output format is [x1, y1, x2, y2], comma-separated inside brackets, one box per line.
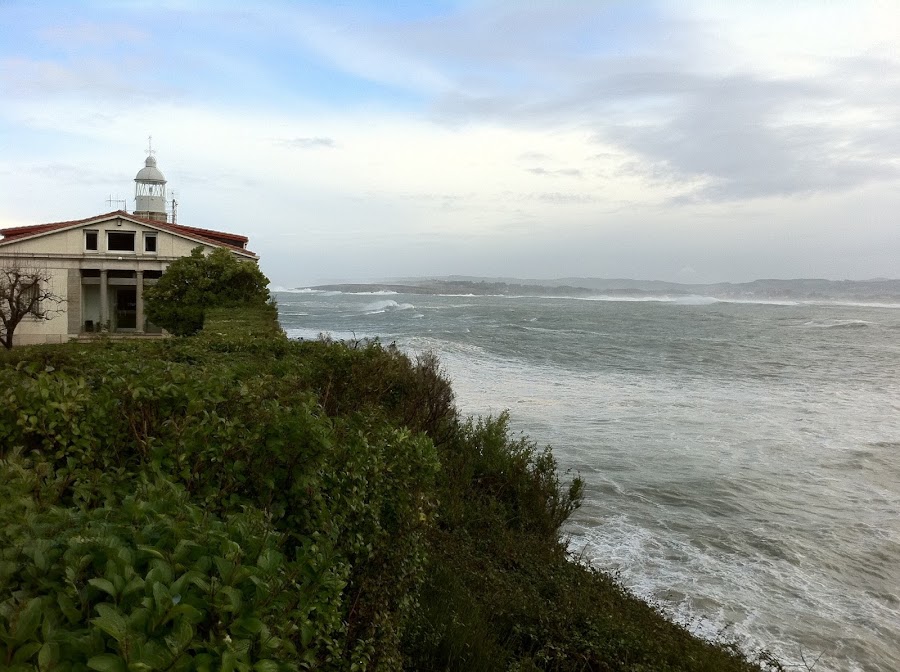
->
[85, 230, 98, 251]
[107, 231, 135, 252]
[144, 233, 157, 253]
[22, 281, 41, 317]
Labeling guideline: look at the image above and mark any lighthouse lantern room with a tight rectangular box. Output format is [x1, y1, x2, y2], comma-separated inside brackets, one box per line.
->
[134, 137, 168, 222]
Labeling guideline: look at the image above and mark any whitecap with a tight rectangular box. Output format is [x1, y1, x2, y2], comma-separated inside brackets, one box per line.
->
[274, 287, 330, 294]
[285, 327, 375, 341]
[577, 294, 704, 304]
[719, 298, 800, 306]
[806, 301, 900, 309]
[346, 290, 399, 296]
[363, 300, 416, 314]
[673, 295, 720, 306]
[802, 319, 871, 329]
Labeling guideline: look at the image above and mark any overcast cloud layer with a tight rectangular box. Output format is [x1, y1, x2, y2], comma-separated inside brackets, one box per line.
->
[1, 0, 898, 285]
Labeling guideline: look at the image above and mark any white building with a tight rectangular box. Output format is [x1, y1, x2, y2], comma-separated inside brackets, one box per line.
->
[0, 153, 258, 346]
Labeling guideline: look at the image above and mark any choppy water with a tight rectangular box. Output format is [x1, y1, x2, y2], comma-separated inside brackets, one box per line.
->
[275, 289, 900, 672]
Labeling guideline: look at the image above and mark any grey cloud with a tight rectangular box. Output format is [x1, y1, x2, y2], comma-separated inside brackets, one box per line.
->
[327, 4, 900, 202]
[434, 60, 900, 201]
[592, 71, 900, 201]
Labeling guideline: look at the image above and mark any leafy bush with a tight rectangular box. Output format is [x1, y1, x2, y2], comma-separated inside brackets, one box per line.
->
[144, 248, 270, 336]
[0, 316, 443, 669]
[0, 461, 311, 671]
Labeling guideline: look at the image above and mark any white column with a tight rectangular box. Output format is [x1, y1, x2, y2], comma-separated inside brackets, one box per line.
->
[136, 271, 145, 333]
[99, 269, 108, 331]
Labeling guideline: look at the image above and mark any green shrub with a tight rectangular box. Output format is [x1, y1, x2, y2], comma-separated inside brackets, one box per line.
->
[0, 326, 443, 669]
[0, 460, 320, 671]
[144, 248, 270, 336]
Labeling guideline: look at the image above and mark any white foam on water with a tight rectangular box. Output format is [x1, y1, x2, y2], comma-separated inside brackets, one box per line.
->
[806, 301, 900, 309]
[575, 295, 802, 306]
[572, 294, 718, 304]
[718, 298, 800, 306]
[673, 295, 720, 305]
[801, 319, 872, 329]
[363, 299, 416, 314]
[275, 288, 403, 296]
[274, 287, 330, 294]
[285, 327, 375, 341]
[346, 290, 399, 295]
[567, 515, 893, 672]
[571, 295, 877, 307]
[399, 335, 489, 360]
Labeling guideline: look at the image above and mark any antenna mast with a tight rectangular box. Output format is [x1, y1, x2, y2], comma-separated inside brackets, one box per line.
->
[106, 195, 127, 211]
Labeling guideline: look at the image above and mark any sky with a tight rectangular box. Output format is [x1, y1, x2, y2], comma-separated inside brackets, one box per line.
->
[1, 0, 898, 287]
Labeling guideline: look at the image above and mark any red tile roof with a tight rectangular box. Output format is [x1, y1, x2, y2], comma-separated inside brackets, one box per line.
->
[0, 220, 90, 240]
[0, 210, 256, 257]
[168, 224, 248, 246]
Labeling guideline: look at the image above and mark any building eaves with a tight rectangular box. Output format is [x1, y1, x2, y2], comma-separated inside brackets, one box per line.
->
[122, 212, 256, 257]
[0, 210, 257, 258]
[0, 212, 119, 241]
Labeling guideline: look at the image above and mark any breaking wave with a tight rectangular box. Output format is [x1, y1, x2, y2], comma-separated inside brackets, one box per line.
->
[346, 290, 399, 296]
[364, 300, 416, 315]
[284, 327, 373, 341]
[802, 319, 871, 329]
[276, 287, 331, 294]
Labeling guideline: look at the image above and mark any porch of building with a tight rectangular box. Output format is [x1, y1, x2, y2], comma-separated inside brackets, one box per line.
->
[79, 268, 165, 335]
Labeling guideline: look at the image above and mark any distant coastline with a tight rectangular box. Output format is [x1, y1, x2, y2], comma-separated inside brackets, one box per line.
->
[303, 277, 900, 304]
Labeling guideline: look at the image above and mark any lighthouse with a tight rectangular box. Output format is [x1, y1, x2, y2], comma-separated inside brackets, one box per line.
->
[133, 142, 167, 222]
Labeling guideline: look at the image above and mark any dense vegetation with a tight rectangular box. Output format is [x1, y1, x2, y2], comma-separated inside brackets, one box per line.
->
[144, 248, 271, 336]
[0, 305, 773, 671]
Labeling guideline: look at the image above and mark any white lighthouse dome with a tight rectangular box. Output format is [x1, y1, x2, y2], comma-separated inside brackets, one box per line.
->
[135, 155, 166, 183]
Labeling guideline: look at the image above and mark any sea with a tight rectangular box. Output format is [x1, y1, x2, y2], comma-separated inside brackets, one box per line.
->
[274, 289, 900, 672]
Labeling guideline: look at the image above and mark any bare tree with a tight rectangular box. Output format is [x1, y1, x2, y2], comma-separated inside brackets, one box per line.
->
[0, 262, 64, 349]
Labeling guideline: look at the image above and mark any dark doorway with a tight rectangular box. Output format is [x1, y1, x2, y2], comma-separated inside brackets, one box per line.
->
[115, 288, 137, 330]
